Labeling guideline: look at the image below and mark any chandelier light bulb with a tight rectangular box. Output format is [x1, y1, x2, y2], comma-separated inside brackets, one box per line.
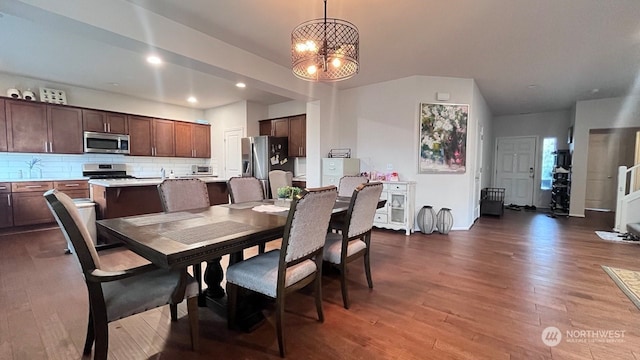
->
[307, 65, 318, 74]
[331, 58, 341, 68]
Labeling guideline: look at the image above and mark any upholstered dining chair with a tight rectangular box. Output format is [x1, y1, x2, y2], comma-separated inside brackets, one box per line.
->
[324, 182, 383, 309]
[158, 178, 210, 212]
[158, 178, 210, 297]
[337, 175, 369, 197]
[227, 176, 265, 203]
[44, 189, 199, 360]
[269, 170, 294, 199]
[226, 186, 338, 357]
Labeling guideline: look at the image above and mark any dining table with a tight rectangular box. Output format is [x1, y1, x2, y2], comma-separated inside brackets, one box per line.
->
[96, 197, 384, 330]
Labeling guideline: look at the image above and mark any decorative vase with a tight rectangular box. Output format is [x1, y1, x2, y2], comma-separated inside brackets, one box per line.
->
[417, 205, 437, 234]
[436, 208, 453, 234]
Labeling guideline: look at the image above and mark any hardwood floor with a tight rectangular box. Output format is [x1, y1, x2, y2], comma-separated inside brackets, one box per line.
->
[1, 210, 639, 359]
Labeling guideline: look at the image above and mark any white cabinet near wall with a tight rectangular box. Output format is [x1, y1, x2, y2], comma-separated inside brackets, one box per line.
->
[373, 181, 416, 235]
[321, 158, 360, 186]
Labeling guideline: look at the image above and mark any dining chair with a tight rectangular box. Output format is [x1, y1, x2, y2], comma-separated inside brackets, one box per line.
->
[44, 189, 199, 360]
[337, 175, 369, 197]
[158, 178, 210, 298]
[158, 178, 210, 212]
[227, 176, 265, 203]
[324, 182, 383, 309]
[226, 186, 338, 357]
[269, 170, 294, 199]
[227, 176, 270, 253]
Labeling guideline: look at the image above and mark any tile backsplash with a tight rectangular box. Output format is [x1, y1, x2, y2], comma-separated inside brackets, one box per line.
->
[0, 153, 216, 180]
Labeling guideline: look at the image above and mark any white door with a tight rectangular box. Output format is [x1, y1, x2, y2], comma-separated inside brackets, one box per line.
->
[585, 132, 620, 210]
[495, 137, 536, 206]
[224, 128, 243, 178]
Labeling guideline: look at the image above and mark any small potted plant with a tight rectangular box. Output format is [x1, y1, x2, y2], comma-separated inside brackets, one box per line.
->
[26, 157, 42, 179]
[275, 186, 302, 207]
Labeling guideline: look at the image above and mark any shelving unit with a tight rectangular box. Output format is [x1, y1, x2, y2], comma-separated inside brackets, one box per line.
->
[549, 150, 571, 217]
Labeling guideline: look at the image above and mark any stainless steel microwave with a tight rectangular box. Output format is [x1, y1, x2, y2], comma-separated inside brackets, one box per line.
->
[84, 131, 130, 154]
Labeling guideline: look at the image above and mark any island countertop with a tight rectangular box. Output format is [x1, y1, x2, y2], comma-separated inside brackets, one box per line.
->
[88, 176, 227, 187]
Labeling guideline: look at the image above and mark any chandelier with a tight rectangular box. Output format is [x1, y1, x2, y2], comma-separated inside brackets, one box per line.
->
[291, 0, 359, 82]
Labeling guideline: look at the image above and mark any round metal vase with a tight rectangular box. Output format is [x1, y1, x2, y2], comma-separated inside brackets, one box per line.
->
[436, 208, 454, 234]
[417, 205, 437, 234]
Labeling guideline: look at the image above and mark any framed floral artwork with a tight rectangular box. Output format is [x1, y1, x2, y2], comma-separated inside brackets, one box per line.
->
[418, 103, 468, 173]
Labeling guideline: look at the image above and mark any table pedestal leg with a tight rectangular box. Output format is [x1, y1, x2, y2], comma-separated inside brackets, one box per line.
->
[200, 255, 266, 332]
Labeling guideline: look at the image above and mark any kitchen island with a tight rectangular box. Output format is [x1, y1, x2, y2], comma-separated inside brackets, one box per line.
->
[89, 177, 229, 219]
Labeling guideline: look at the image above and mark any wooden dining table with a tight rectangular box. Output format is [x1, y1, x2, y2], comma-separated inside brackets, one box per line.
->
[97, 198, 381, 330]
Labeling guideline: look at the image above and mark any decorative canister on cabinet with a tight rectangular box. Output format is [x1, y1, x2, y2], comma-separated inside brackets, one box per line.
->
[417, 205, 437, 234]
[436, 208, 454, 234]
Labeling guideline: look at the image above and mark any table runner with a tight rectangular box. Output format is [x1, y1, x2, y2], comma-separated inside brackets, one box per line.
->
[162, 221, 256, 245]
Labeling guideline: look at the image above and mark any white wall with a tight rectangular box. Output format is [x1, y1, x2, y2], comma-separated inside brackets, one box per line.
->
[492, 110, 572, 208]
[268, 101, 307, 119]
[0, 72, 204, 121]
[339, 75, 480, 229]
[571, 96, 640, 216]
[204, 101, 250, 177]
[471, 81, 494, 221]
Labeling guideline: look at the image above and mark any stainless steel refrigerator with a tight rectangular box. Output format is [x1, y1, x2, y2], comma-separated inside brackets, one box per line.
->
[241, 136, 293, 198]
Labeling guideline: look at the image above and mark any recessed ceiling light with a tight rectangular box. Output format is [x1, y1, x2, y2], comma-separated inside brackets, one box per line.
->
[146, 55, 162, 65]
[527, 84, 537, 89]
[108, 82, 119, 87]
[236, 82, 246, 88]
[187, 96, 198, 103]
[591, 88, 600, 94]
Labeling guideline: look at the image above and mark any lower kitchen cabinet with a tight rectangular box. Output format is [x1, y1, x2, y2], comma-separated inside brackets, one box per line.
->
[0, 182, 12, 228]
[373, 181, 416, 236]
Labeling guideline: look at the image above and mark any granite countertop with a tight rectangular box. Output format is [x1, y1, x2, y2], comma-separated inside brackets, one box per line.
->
[0, 177, 90, 183]
[89, 176, 227, 187]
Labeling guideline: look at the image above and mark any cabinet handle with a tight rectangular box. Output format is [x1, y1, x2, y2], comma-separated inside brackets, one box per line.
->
[63, 184, 80, 187]
[49, 141, 52, 152]
[7, 194, 10, 207]
[0, 186, 6, 190]
[107, 123, 111, 133]
[25, 185, 43, 188]
[104, 123, 107, 132]
[44, 141, 48, 152]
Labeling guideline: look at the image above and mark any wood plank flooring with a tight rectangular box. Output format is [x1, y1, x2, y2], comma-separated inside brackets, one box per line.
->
[1, 210, 639, 359]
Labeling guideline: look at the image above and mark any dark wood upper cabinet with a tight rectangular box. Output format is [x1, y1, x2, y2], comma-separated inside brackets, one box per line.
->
[174, 122, 192, 157]
[83, 109, 128, 134]
[175, 122, 211, 158]
[193, 123, 211, 158]
[272, 119, 289, 137]
[6, 100, 48, 153]
[153, 119, 175, 157]
[259, 120, 272, 136]
[288, 115, 306, 157]
[48, 106, 83, 154]
[128, 115, 153, 156]
[0, 100, 6, 152]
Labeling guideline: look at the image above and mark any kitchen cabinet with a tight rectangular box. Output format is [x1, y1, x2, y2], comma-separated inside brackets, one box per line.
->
[6, 99, 82, 154]
[0, 183, 12, 228]
[82, 109, 128, 134]
[259, 114, 306, 157]
[321, 158, 360, 187]
[128, 115, 176, 157]
[292, 180, 307, 189]
[175, 121, 211, 158]
[288, 115, 306, 157]
[0, 100, 6, 152]
[373, 181, 416, 236]
[8, 180, 88, 227]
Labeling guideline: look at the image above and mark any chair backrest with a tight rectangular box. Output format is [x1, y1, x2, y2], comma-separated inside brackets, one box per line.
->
[338, 175, 369, 197]
[269, 170, 293, 199]
[345, 182, 384, 238]
[44, 189, 101, 272]
[281, 186, 338, 263]
[158, 178, 210, 212]
[227, 176, 265, 203]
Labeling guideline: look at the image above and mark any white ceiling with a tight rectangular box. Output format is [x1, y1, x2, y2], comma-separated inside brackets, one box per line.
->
[1, 0, 639, 116]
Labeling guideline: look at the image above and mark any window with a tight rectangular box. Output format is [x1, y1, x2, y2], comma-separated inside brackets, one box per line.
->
[541, 137, 557, 190]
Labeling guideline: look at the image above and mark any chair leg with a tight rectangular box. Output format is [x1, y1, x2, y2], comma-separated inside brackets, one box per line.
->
[83, 310, 95, 355]
[364, 250, 373, 289]
[93, 314, 109, 360]
[314, 270, 324, 322]
[227, 283, 238, 329]
[258, 243, 266, 254]
[170, 303, 178, 321]
[340, 264, 350, 309]
[187, 296, 199, 351]
[276, 294, 286, 358]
